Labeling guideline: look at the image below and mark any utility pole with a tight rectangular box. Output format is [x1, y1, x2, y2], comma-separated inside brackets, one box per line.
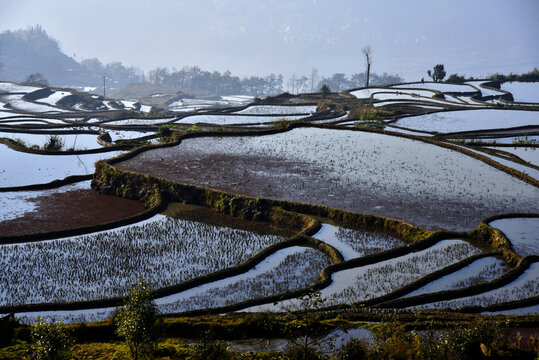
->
[103, 76, 106, 98]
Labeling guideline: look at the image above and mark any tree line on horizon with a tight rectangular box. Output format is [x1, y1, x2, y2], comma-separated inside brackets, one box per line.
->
[0, 25, 403, 96]
[146, 66, 404, 96]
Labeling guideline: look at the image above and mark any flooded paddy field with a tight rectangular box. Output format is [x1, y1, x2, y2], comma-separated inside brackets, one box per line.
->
[118, 127, 538, 231]
[0, 212, 288, 305]
[395, 109, 539, 134]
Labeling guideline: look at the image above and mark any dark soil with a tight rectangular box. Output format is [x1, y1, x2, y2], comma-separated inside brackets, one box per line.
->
[0, 188, 146, 236]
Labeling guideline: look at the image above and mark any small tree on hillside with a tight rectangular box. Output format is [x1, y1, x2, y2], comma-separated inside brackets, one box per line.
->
[283, 290, 329, 360]
[43, 134, 64, 151]
[116, 280, 161, 360]
[427, 64, 446, 82]
[320, 84, 331, 98]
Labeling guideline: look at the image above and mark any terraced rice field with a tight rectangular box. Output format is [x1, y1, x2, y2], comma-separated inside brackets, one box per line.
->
[0, 215, 286, 305]
[0, 79, 537, 323]
[395, 109, 539, 134]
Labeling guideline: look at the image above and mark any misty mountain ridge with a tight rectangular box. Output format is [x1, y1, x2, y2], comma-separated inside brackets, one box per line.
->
[0, 25, 403, 97]
[0, 25, 143, 90]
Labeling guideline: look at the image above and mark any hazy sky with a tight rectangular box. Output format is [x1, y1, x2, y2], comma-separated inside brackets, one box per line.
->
[1, 0, 538, 80]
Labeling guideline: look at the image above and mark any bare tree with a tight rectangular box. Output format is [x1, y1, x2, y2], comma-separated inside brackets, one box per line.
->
[298, 75, 309, 93]
[24, 73, 48, 86]
[362, 46, 372, 86]
[288, 73, 297, 93]
[309, 67, 319, 92]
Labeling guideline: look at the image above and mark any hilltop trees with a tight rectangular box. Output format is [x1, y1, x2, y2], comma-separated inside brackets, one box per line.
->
[490, 68, 539, 83]
[427, 64, 446, 82]
[316, 72, 402, 92]
[446, 73, 467, 83]
[23, 72, 48, 86]
[146, 65, 403, 96]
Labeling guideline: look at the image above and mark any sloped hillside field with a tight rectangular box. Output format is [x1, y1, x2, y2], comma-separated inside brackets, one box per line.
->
[118, 127, 538, 230]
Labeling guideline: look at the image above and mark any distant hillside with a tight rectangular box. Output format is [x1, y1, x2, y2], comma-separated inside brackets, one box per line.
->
[0, 25, 143, 88]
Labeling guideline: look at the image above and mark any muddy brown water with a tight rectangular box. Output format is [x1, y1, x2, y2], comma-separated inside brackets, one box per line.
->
[0, 188, 146, 236]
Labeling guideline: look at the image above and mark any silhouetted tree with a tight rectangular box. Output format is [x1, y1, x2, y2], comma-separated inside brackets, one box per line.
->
[427, 64, 446, 82]
[362, 46, 373, 86]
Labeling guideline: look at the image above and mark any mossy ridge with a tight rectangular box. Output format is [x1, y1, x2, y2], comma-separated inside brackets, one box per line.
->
[94, 159, 433, 244]
[467, 222, 520, 266]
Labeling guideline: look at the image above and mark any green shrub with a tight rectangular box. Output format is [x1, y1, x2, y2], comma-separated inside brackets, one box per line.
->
[9, 138, 28, 149]
[30, 317, 74, 360]
[286, 343, 326, 360]
[490, 68, 539, 83]
[334, 339, 370, 360]
[156, 124, 172, 139]
[0, 315, 19, 347]
[443, 320, 510, 360]
[512, 136, 537, 145]
[369, 319, 519, 360]
[371, 321, 417, 359]
[115, 280, 162, 360]
[316, 99, 335, 112]
[348, 103, 391, 129]
[270, 120, 290, 130]
[193, 331, 236, 360]
[518, 68, 539, 82]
